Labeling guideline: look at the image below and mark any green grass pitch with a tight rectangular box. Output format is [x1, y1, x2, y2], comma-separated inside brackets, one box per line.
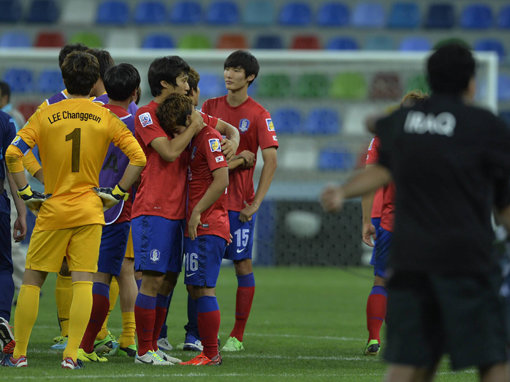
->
[2, 266, 478, 381]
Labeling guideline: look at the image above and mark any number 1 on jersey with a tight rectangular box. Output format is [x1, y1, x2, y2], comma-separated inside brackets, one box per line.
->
[65, 128, 81, 172]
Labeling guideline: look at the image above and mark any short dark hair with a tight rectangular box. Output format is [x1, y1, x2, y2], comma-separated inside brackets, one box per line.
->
[224, 50, 259, 85]
[58, 43, 88, 68]
[61, 52, 100, 96]
[427, 43, 475, 95]
[156, 93, 193, 137]
[148, 56, 190, 97]
[0, 81, 11, 101]
[87, 49, 115, 81]
[104, 63, 141, 102]
[187, 67, 200, 95]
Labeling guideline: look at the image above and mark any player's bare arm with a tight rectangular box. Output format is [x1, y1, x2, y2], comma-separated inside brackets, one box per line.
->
[215, 119, 240, 161]
[228, 150, 255, 171]
[361, 164, 377, 247]
[6, 169, 27, 242]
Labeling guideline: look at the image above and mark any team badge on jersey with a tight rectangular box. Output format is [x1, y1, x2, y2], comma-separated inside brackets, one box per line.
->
[266, 118, 275, 131]
[149, 249, 160, 263]
[209, 138, 221, 152]
[239, 119, 250, 133]
[139, 112, 153, 127]
[215, 156, 224, 163]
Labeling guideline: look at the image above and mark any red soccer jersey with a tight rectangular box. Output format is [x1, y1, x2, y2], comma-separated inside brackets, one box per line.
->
[365, 137, 383, 219]
[185, 126, 229, 241]
[132, 101, 188, 220]
[201, 96, 278, 211]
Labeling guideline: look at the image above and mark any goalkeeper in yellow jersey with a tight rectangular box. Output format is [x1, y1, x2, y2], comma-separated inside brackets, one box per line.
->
[1, 51, 146, 370]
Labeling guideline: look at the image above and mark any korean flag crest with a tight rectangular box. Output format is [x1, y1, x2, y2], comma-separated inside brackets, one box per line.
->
[239, 118, 250, 133]
[209, 138, 221, 152]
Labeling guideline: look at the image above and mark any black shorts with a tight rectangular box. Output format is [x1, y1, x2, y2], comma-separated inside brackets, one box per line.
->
[384, 270, 508, 370]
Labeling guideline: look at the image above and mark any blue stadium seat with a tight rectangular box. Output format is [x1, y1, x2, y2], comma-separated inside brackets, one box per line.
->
[474, 38, 505, 60]
[499, 5, 510, 29]
[206, 0, 239, 25]
[326, 37, 358, 50]
[399, 36, 431, 51]
[0, 0, 23, 23]
[364, 35, 394, 50]
[96, 0, 130, 25]
[3, 68, 34, 93]
[318, 148, 354, 170]
[38, 69, 64, 94]
[198, 73, 224, 98]
[254, 35, 284, 49]
[387, 2, 420, 29]
[460, 4, 493, 29]
[351, 2, 385, 28]
[424, 4, 454, 29]
[133, 1, 167, 24]
[498, 75, 510, 101]
[169, 1, 201, 24]
[500, 110, 510, 127]
[26, 0, 60, 23]
[141, 33, 175, 49]
[0, 31, 31, 48]
[317, 2, 350, 27]
[243, 0, 274, 26]
[304, 109, 341, 135]
[279, 2, 312, 26]
[271, 108, 302, 134]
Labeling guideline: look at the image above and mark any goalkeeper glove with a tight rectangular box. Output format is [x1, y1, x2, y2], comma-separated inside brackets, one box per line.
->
[17, 184, 50, 215]
[93, 184, 129, 211]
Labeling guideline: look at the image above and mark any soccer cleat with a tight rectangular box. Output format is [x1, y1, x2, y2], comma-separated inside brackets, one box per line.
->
[221, 336, 244, 352]
[61, 357, 84, 369]
[0, 317, 14, 351]
[50, 335, 68, 350]
[77, 348, 108, 362]
[182, 333, 203, 352]
[364, 339, 380, 355]
[3, 340, 15, 354]
[118, 344, 137, 357]
[134, 350, 171, 365]
[157, 337, 173, 351]
[94, 331, 118, 356]
[155, 349, 181, 364]
[180, 352, 222, 366]
[1, 354, 27, 367]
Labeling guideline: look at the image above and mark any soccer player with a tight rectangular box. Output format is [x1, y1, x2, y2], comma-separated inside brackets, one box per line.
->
[78, 63, 141, 362]
[321, 43, 510, 381]
[201, 50, 278, 352]
[1, 51, 146, 369]
[157, 93, 228, 366]
[0, 81, 25, 130]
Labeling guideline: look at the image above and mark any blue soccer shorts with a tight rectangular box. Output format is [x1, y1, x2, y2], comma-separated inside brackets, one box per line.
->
[369, 217, 381, 261]
[371, 225, 392, 278]
[97, 221, 130, 276]
[224, 211, 256, 261]
[132, 215, 184, 274]
[184, 235, 227, 287]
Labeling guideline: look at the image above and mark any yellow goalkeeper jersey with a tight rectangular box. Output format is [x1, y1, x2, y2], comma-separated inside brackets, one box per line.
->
[6, 98, 146, 231]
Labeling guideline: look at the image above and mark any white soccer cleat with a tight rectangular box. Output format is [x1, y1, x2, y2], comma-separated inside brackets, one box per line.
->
[156, 349, 181, 364]
[134, 350, 171, 365]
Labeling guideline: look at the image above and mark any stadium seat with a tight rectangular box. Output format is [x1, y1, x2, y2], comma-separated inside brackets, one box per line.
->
[291, 35, 320, 50]
[61, 0, 96, 25]
[317, 2, 350, 27]
[278, 2, 312, 26]
[330, 72, 367, 100]
[326, 36, 358, 50]
[405, 74, 429, 94]
[387, 2, 420, 29]
[498, 74, 510, 101]
[26, 0, 60, 23]
[96, 0, 130, 25]
[141, 33, 175, 49]
[256, 74, 291, 98]
[133, 1, 167, 24]
[424, 3, 454, 29]
[34, 31, 65, 47]
[17, 102, 39, 121]
[243, 0, 274, 26]
[0, 0, 23, 23]
[69, 32, 102, 48]
[169, 0, 201, 24]
[318, 148, 354, 170]
[499, 5, 510, 29]
[178, 34, 212, 49]
[351, 2, 385, 28]
[296, 73, 329, 98]
[304, 108, 341, 135]
[434, 37, 470, 50]
[3, 68, 34, 93]
[38, 69, 64, 94]
[0, 31, 31, 48]
[474, 38, 505, 60]
[460, 4, 493, 29]
[105, 30, 139, 49]
[500, 110, 510, 127]
[216, 33, 248, 49]
[369, 72, 402, 100]
[399, 36, 432, 51]
[271, 108, 302, 134]
[254, 35, 284, 50]
[197, 73, 224, 98]
[206, 0, 239, 25]
[364, 35, 395, 50]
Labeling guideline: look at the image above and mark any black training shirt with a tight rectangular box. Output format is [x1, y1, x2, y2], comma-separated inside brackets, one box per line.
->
[376, 94, 510, 274]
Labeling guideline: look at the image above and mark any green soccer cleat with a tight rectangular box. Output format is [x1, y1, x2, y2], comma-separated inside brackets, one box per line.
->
[118, 344, 137, 357]
[221, 336, 244, 352]
[77, 348, 108, 362]
[364, 339, 380, 355]
[94, 331, 119, 356]
[50, 335, 67, 350]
